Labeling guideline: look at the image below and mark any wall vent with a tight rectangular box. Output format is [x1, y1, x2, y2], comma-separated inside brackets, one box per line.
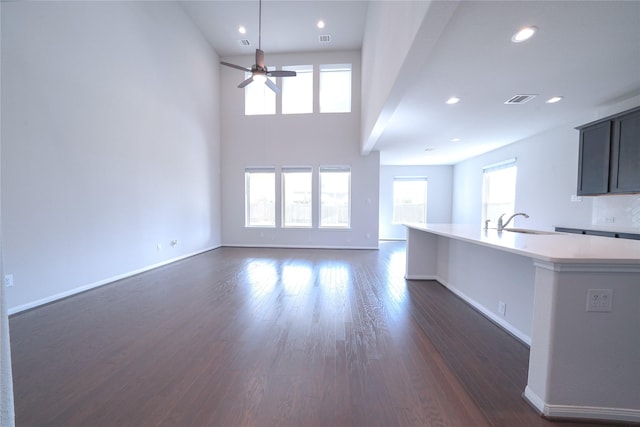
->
[239, 39, 251, 47]
[319, 35, 331, 43]
[504, 94, 537, 104]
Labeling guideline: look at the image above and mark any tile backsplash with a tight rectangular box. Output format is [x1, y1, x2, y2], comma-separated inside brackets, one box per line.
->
[592, 194, 640, 230]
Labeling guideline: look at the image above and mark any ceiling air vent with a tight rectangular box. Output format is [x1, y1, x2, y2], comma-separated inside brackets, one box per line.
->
[319, 35, 331, 43]
[239, 39, 251, 47]
[504, 94, 537, 104]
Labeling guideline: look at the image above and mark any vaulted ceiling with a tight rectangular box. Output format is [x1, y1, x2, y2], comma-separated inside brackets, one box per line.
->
[182, 0, 640, 165]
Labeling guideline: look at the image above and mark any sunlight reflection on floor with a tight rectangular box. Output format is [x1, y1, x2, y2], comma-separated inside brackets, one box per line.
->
[282, 263, 313, 294]
[246, 259, 278, 296]
[317, 261, 351, 301]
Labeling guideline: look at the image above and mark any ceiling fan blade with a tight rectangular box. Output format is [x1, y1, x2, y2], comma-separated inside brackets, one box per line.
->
[238, 77, 254, 88]
[255, 49, 265, 68]
[268, 70, 297, 77]
[265, 78, 281, 94]
[221, 61, 251, 72]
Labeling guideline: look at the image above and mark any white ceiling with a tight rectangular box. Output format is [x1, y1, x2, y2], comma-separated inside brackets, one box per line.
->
[181, 0, 368, 56]
[181, 0, 640, 166]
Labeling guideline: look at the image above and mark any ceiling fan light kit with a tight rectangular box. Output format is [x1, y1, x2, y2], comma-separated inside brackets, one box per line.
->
[221, 0, 297, 94]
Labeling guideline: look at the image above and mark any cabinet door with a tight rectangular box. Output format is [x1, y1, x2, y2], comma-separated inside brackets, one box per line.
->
[577, 121, 611, 195]
[610, 109, 640, 193]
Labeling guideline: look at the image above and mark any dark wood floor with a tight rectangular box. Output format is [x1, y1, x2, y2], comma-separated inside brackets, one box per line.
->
[10, 242, 613, 426]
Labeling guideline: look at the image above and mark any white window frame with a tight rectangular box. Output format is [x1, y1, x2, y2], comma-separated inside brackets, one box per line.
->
[282, 65, 313, 115]
[281, 166, 313, 228]
[319, 166, 351, 228]
[319, 64, 352, 113]
[482, 159, 517, 227]
[245, 167, 276, 227]
[392, 177, 428, 225]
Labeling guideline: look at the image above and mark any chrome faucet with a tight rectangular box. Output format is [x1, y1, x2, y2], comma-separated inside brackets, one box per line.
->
[497, 212, 529, 231]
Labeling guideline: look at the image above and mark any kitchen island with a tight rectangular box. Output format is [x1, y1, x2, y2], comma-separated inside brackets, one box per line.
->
[405, 223, 640, 423]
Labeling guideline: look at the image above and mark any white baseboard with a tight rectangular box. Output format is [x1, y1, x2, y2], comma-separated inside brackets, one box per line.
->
[8, 245, 221, 315]
[433, 276, 532, 346]
[405, 274, 438, 280]
[523, 386, 546, 414]
[524, 386, 640, 423]
[224, 243, 379, 250]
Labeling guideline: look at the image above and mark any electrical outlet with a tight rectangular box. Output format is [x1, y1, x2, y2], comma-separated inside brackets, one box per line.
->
[4, 274, 14, 288]
[498, 301, 506, 316]
[571, 194, 583, 202]
[586, 289, 613, 312]
[170, 240, 178, 247]
[604, 216, 615, 223]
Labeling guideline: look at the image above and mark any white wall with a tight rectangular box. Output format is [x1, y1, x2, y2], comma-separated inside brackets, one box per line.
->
[360, 1, 460, 156]
[379, 165, 452, 239]
[1, 1, 222, 312]
[452, 125, 590, 230]
[452, 96, 640, 232]
[220, 50, 380, 249]
[360, 0, 431, 153]
[0, 2, 15, 424]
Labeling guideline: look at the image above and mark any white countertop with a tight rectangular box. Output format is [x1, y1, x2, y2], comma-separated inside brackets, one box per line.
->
[405, 223, 640, 264]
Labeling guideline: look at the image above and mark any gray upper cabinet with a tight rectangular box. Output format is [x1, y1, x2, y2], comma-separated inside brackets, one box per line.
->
[577, 106, 640, 196]
[577, 121, 611, 195]
[610, 108, 640, 193]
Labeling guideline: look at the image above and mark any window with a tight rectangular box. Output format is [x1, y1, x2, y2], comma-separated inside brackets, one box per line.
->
[282, 65, 313, 114]
[482, 159, 517, 226]
[282, 167, 312, 228]
[392, 177, 428, 224]
[245, 168, 275, 227]
[319, 166, 351, 228]
[244, 73, 276, 116]
[319, 64, 351, 113]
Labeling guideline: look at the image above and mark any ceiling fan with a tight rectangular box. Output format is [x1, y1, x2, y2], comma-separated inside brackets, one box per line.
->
[220, 0, 296, 93]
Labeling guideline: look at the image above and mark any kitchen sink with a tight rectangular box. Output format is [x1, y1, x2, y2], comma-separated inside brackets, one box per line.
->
[503, 228, 557, 235]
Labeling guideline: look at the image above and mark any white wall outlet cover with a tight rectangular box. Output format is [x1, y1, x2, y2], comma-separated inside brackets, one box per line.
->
[4, 274, 14, 288]
[586, 289, 613, 312]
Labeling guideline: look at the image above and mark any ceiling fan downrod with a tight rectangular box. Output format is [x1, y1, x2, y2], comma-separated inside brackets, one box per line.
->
[258, 0, 262, 51]
[219, 0, 297, 93]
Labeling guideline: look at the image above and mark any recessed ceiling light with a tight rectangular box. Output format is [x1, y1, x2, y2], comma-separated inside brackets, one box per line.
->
[546, 96, 563, 104]
[317, 20, 325, 29]
[238, 26, 247, 34]
[511, 26, 537, 43]
[446, 97, 460, 105]
[451, 138, 461, 142]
